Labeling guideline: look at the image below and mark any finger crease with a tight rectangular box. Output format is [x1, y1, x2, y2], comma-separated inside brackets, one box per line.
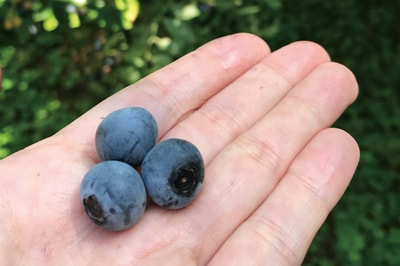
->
[236, 134, 282, 179]
[287, 93, 326, 127]
[290, 170, 330, 215]
[247, 215, 301, 264]
[139, 78, 186, 119]
[200, 103, 250, 140]
[260, 60, 295, 88]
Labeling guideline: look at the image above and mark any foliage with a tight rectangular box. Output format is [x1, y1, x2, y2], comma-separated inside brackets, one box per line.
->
[0, 0, 399, 264]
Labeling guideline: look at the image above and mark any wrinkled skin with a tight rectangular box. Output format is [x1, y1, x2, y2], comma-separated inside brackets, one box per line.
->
[0, 33, 359, 265]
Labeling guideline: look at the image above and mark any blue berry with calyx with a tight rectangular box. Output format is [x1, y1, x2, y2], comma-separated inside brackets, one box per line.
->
[95, 107, 158, 167]
[141, 138, 205, 209]
[80, 160, 147, 231]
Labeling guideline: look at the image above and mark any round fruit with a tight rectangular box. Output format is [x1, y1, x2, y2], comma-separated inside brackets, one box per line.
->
[80, 160, 147, 231]
[95, 107, 158, 167]
[141, 138, 205, 209]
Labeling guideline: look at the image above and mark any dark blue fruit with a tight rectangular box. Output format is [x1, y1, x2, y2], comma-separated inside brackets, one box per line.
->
[95, 107, 158, 167]
[80, 160, 147, 231]
[141, 138, 205, 209]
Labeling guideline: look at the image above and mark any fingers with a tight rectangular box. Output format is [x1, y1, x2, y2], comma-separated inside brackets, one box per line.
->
[208, 128, 360, 265]
[162, 41, 331, 164]
[185, 58, 358, 263]
[131, 42, 358, 265]
[59, 33, 270, 148]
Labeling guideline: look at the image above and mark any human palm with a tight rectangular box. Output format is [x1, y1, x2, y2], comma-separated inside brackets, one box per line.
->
[0, 33, 359, 265]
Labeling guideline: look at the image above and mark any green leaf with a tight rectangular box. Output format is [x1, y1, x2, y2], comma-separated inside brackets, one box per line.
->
[176, 4, 200, 21]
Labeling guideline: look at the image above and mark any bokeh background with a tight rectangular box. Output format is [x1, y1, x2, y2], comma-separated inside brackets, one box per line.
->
[0, 1, 399, 264]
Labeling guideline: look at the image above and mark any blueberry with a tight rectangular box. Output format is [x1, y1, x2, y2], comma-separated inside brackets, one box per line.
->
[141, 138, 205, 209]
[95, 107, 158, 167]
[80, 160, 147, 231]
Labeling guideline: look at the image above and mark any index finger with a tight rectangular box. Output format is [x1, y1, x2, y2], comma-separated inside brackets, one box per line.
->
[59, 33, 270, 147]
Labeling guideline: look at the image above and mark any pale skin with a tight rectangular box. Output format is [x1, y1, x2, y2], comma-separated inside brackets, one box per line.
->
[0, 33, 359, 265]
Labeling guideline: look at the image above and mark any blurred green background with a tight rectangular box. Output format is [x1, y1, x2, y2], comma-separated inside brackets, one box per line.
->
[0, 0, 399, 264]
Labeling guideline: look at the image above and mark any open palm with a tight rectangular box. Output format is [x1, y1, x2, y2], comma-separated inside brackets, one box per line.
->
[0, 33, 359, 265]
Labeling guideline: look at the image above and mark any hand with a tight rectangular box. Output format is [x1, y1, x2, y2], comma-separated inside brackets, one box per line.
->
[0, 33, 359, 265]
